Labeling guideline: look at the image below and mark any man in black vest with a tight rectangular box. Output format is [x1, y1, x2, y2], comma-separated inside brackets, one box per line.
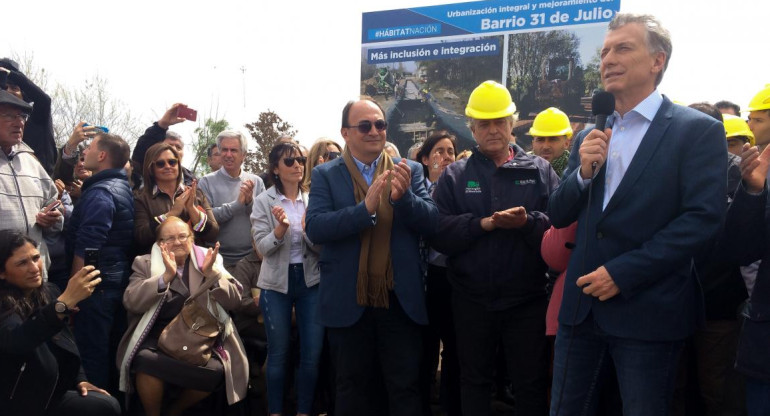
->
[66, 132, 134, 389]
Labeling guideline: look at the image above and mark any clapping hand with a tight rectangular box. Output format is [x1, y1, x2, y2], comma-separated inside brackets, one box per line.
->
[201, 242, 221, 279]
[389, 159, 411, 201]
[160, 242, 177, 284]
[185, 180, 202, 223]
[272, 205, 290, 239]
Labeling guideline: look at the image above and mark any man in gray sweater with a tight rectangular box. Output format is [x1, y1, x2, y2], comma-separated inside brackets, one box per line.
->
[199, 130, 265, 271]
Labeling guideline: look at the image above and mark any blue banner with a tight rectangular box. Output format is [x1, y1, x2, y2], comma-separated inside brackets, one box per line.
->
[366, 39, 501, 64]
[362, 0, 620, 43]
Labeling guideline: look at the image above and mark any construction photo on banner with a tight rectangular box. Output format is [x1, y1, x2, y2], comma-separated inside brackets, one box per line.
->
[361, 0, 621, 154]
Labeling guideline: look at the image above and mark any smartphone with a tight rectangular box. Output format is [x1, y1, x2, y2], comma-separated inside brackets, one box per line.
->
[82, 123, 109, 133]
[176, 105, 198, 121]
[45, 200, 62, 212]
[84, 248, 99, 268]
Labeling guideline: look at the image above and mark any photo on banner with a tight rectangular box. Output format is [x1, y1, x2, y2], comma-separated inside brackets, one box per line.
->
[361, 0, 621, 153]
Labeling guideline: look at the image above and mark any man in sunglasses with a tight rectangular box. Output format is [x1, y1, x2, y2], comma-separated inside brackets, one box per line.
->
[306, 97, 438, 416]
[66, 131, 134, 388]
[430, 80, 559, 415]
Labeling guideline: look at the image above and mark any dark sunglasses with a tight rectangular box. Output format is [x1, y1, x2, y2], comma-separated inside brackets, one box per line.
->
[154, 158, 179, 169]
[345, 119, 387, 134]
[327, 151, 341, 160]
[283, 156, 307, 167]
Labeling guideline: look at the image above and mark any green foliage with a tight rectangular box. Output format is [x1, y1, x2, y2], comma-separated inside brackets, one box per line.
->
[244, 110, 297, 174]
[191, 117, 229, 176]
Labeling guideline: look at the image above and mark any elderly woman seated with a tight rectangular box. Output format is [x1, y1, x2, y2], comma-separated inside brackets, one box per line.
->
[116, 216, 248, 416]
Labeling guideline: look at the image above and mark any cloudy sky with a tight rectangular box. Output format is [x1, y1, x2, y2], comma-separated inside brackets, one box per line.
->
[4, 0, 767, 163]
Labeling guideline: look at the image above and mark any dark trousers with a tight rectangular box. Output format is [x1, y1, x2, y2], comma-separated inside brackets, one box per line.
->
[73, 287, 126, 389]
[452, 292, 549, 416]
[421, 264, 461, 416]
[327, 295, 422, 416]
[550, 313, 683, 416]
[46, 390, 121, 416]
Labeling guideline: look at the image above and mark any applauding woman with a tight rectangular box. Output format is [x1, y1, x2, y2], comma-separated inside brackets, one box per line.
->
[250, 142, 323, 416]
[134, 143, 218, 255]
[0, 230, 120, 416]
[117, 217, 247, 416]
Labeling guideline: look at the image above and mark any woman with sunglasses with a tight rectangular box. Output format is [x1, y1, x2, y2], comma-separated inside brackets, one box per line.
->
[134, 143, 219, 255]
[304, 138, 342, 189]
[0, 229, 121, 416]
[250, 142, 323, 416]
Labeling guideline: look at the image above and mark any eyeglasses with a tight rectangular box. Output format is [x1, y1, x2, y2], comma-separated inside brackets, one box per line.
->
[327, 151, 341, 161]
[0, 113, 30, 122]
[283, 156, 307, 167]
[161, 234, 190, 244]
[154, 158, 179, 169]
[345, 119, 387, 134]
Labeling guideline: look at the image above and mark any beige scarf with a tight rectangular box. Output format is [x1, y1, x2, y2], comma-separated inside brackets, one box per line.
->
[342, 147, 395, 308]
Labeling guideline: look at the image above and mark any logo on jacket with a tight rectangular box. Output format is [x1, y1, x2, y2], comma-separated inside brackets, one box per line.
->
[465, 180, 481, 194]
[514, 179, 536, 185]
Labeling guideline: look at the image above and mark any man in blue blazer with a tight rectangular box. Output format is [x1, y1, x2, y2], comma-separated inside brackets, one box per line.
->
[305, 98, 438, 416]
[548, 14, 727, 415]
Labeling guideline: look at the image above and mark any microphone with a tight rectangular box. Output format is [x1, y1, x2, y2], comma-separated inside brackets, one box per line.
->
[590, 91, 615, 169]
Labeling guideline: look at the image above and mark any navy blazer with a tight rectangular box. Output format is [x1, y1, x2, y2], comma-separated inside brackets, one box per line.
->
[548, 97, 727, 341]
[305, 156, 438, 327]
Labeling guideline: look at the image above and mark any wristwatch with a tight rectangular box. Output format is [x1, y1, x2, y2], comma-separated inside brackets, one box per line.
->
[54, 301, 71, 315]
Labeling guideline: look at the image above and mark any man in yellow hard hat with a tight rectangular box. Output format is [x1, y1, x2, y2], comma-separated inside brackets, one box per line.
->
[529, 107, 573, 176]
[431, 80, 558, 415]
[747, 84, 770, 150]
[723, 114, 755, 156]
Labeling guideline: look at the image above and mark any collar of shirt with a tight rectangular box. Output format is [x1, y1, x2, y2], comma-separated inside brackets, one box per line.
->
[352, 153, 383, 185]
[276, 189, 303, 203]
[152, 181, 185, 197]
[612, 89, 663, 125]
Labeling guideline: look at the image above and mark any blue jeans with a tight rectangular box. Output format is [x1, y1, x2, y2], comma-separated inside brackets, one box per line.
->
[72, 288, 126, 388]
[260, 264, 324, 414]
[746, 377, 770, 416]
[550, 313, 683, 416]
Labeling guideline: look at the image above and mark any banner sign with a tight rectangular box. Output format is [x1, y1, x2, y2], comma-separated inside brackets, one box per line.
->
[361, 0, 621, 153]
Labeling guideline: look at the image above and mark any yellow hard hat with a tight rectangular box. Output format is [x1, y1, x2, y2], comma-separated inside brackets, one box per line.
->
[747, 84, 770, 112]
[723, 114, 755, 146]
[528, 107, 573, 138]
[465, 80, 517, 119]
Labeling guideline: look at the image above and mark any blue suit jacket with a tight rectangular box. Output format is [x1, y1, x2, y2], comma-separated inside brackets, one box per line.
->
[548, 97, 727, 341]
[305, 156, 438, 327]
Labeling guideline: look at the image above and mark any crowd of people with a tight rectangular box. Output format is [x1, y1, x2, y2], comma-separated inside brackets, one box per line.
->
[1, 11, 769, 416]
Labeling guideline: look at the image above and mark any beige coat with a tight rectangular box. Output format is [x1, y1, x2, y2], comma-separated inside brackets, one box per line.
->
[116, 244, 248, 405]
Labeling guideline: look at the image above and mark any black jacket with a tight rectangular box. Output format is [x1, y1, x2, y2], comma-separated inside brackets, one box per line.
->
[7, 71, 56, 176]
[0, 284, 88, 415]
[431, 144, 559, 310]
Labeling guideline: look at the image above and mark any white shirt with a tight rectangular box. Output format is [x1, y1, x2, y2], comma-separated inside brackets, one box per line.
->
[578, 90, 664, 210]
[278, 190, 306, 264]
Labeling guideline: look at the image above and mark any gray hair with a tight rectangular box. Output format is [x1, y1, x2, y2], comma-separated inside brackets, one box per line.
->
[608, 13, 672, 87]
[407, 141, 423, 160]
[165, 130, 182, 141]
[384, 142, 401, 158]
[467, 115, 516, 131]
[216, 130, 249, 153]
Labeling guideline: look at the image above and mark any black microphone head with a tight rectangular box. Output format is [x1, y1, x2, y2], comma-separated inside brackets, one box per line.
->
[592, 91, 615, 116]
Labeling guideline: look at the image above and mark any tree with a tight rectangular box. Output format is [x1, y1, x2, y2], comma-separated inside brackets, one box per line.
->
[50, 74, 143, 147]
[507, 30, 581, 117]
[243, 110, 297, 174]
[191, 117, 230, 177]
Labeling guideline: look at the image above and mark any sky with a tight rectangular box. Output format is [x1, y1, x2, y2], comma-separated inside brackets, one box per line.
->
[4, 0, 768, 166]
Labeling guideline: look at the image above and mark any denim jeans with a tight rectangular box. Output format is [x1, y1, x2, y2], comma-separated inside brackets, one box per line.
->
[550, 313, 683, 416]
[72, 288, 126, 389]
[260, 264, 324, 414]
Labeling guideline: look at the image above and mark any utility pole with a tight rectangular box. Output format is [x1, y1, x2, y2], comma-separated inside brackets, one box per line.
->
[240, 66, 247, 108]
